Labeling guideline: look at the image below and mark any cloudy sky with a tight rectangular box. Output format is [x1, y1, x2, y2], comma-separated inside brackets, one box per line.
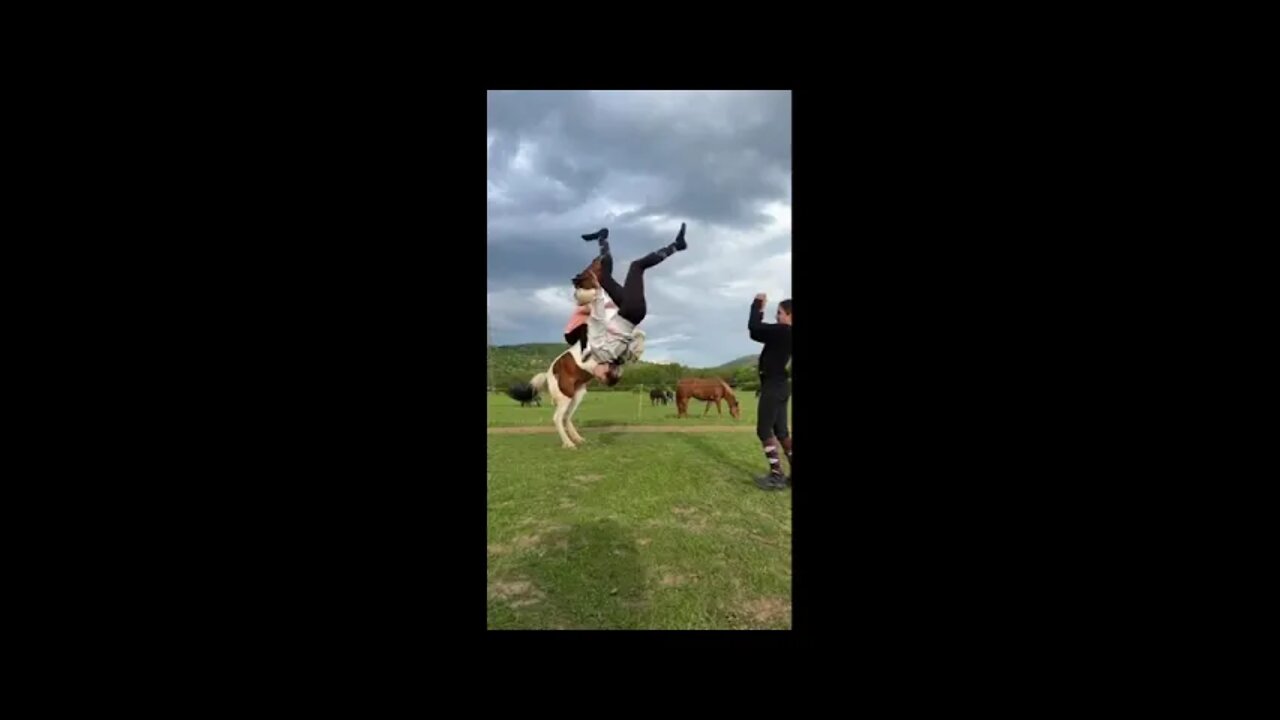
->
[487, 90, 791, 368]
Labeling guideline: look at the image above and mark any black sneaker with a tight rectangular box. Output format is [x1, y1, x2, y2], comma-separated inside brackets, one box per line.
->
[672, 222, 687, 251]
[582, 228, 609, 242]
[755, 474, 786, 491]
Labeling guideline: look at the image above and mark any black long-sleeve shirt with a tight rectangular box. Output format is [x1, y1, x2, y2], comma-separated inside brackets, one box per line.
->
[749, 300, 791, 381]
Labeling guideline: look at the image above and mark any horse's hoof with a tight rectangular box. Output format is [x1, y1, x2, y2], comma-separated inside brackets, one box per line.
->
[562, 442, 577, 450]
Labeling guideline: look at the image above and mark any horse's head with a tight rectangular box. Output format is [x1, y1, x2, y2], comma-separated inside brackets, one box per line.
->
[722, 382, 742, 419]
[572, 258, 602, 305]
[572, 258, 602, 289]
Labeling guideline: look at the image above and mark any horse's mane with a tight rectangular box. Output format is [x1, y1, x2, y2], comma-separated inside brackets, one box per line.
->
[718, 378, 738, 405]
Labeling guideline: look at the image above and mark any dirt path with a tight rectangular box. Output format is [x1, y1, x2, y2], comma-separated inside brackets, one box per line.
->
[488, 424, 756, 435]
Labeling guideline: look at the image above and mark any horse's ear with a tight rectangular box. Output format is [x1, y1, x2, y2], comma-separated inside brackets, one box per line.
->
[574, 259, 603, 289]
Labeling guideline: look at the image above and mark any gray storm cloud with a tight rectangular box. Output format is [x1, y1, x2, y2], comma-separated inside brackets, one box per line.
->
[488, 90, 791, 367]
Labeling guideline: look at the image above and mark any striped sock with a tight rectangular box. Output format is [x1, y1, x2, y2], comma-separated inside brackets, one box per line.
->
[762, 440, 783, 477]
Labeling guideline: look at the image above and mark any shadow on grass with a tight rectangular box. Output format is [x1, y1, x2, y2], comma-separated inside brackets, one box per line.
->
[676, 433, 761, 484]
[513, 519, 649, 629]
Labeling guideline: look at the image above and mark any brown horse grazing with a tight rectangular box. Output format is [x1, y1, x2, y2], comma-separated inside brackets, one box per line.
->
[676, 377, 741, 419]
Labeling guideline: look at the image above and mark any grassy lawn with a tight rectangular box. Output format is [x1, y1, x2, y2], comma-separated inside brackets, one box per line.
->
[487, 390, 790, 428]
[487, 431, 792, 629]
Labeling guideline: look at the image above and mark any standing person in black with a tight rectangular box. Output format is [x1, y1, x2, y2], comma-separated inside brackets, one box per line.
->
[749, 294, 792, 490]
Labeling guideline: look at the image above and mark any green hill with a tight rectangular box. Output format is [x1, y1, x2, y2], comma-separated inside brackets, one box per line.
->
[489, 342, 748, 392]
[708, 353, 788, 389]
[707, 354, 758, 372]
[488, 343, 568, 384]
[488, 343, 662, 390]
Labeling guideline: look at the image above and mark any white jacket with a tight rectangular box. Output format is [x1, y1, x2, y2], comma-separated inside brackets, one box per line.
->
[585, 289, 643, 364]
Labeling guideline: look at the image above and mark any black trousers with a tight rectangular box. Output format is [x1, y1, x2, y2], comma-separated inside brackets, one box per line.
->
[597, 252, 664, 326]
[757, 378, 791, 441]
[564, 325, 588, 350]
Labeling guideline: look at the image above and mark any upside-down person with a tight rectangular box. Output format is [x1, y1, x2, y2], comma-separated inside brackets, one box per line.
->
[749, 292, 793, 490]
[561, 231, 604, 354]
[568, 223, 688, 385]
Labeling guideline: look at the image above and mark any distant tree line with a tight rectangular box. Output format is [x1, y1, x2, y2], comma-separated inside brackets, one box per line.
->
[488, 343, 789, 394]
[491, 362, 782, 394]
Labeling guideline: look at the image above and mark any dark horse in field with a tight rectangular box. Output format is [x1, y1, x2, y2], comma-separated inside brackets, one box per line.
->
[676, 377, 740, 419]
[507, 382, 541, 407]
[649, 388, 674, 406]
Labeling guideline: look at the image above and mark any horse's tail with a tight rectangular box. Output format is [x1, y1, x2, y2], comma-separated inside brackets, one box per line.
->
[512, 378, 543, 396]
[531, 372, 549, 393]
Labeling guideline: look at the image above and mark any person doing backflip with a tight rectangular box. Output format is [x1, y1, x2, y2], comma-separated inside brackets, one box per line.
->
[567, 223, 688, 385]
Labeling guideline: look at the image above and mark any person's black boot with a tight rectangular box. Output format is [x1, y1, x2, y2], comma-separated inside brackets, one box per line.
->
[755, 474, 786, 491]
[583, 227, 610, 255]
[652, 223, 688, 260]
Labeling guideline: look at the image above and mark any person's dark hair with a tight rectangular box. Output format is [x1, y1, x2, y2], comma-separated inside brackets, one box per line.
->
[778, 299, 792, 315]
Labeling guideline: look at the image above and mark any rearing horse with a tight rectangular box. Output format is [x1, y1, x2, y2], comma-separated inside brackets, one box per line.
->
[676, 377, 741, 419]
[529, 256, 645, 449]
[529, 258, 604, 449]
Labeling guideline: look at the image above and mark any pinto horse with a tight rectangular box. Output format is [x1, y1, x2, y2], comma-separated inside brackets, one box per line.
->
[650, 388, 669, 406]
[676, 377, 741, 419]
[526, 257, 618, 449]
[530, 347, 595, 449]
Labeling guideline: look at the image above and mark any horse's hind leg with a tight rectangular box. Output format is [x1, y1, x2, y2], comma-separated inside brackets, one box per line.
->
[565, 386, 588, 445]
[545, 362, 577, 449]
[552, 395, 576, 449]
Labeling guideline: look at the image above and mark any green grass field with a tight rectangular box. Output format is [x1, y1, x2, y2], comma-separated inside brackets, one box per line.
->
[487, 392, 793, 630]
[487, 390, 790, 428]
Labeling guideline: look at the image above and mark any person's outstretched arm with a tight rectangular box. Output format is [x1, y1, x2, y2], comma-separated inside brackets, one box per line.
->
[749, 293, 784, 344]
